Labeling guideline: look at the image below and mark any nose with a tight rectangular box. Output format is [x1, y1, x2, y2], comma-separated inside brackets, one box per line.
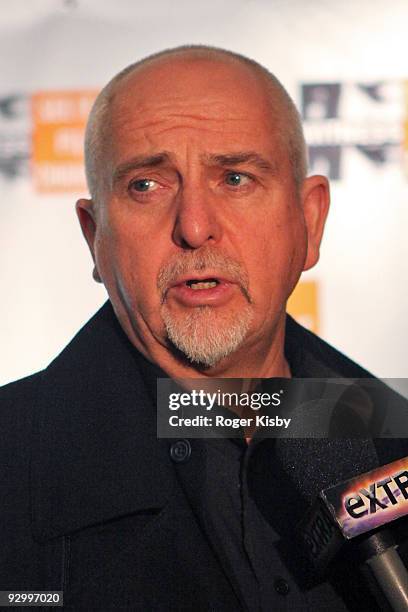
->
[172, 183, 222, 249]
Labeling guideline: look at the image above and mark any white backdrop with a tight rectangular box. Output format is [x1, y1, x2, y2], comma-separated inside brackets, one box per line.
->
[1, 0, 407, 385]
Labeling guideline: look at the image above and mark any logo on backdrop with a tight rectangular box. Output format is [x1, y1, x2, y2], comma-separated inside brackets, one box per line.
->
[0, 93, 30, 181]
[0, 89, 96, 190]
[300, 81, 405, 179]
[31, 91, 96, 193]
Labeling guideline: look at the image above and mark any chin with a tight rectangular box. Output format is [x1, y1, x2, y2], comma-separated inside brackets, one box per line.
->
[161, 303, 254, 369]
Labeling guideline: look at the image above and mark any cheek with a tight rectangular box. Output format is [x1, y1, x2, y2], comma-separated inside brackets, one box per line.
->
[94, 220, 162, 307]
[243, 212, 306, 300]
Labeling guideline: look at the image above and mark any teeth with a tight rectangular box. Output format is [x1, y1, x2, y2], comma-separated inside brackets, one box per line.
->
[189, 281, 218, 290]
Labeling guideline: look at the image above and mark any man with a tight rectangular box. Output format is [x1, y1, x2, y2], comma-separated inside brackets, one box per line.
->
[0, 46, 406, 610]
[78, 45, 329, 380]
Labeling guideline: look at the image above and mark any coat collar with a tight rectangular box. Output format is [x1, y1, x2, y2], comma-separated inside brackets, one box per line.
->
[31, 301, 176, 542]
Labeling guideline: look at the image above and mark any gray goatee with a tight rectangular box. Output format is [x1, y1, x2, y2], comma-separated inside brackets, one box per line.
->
[158, 248, 253, 367]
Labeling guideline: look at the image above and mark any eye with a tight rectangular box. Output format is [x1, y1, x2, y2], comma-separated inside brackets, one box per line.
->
[224, 172, 251, 187]
[129, 178, 158, 192]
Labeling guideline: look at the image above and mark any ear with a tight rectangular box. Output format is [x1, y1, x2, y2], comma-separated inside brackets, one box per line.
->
[300, 175, 330, 271]
[76, 198, 102, 283]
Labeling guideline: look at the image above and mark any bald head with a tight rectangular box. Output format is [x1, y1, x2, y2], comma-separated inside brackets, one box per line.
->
[84, 45, 307, 201]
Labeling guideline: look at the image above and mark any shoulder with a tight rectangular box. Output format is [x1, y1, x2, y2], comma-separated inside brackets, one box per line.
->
[0, 371, 42, 425]
[0, 373, 43, 479]
[0, 303, 113, 426]
[0, 371, 42, 399]
[0, 374, 43, 536]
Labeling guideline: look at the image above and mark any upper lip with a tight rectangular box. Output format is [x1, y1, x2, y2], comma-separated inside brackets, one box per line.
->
[169, 273, 234, 288]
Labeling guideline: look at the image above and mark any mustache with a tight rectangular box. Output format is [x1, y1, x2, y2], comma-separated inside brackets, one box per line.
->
[157, 247, 252, 303]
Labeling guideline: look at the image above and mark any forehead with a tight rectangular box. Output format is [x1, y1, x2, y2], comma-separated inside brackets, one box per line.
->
[106, 56, 286, 162]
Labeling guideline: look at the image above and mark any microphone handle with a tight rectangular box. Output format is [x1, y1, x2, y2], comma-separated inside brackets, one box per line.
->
[360, 533, 408, 612]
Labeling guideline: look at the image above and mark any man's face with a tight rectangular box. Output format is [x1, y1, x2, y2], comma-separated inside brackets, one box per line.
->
[78, 56, 328, 370]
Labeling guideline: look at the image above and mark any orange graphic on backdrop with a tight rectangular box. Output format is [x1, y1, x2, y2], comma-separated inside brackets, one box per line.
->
[287, 280, 319, 333]
[32, 90, 97, 193]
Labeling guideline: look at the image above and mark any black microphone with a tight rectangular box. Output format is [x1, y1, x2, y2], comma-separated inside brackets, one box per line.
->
[274, 439, 408, 611]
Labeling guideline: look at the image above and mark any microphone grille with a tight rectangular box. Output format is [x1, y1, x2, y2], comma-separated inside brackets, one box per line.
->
[274, 438, 379, 505]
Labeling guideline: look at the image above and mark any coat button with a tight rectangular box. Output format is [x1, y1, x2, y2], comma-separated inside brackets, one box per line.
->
[274, 577, 290, 596]
[170, 439, 191, 463]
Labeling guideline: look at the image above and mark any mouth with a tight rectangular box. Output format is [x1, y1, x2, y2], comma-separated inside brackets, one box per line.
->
[184, 278, 220, 290]
[169, 273, 231, 290]
[166, 274, 237, 307]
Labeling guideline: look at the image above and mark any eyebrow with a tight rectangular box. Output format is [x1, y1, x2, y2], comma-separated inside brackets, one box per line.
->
[203, 152, 277, 174]
[112, 149, 277, 186]
[112, 152, 171, 185]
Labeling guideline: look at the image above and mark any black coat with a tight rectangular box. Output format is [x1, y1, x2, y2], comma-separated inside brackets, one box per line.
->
[1, 302, 407, 610]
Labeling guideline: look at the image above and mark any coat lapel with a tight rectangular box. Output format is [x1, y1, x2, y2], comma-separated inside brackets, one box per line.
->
[31, 302, 176, 542]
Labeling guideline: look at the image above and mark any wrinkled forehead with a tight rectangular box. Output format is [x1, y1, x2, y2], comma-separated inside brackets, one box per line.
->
[106, 55, 286, 143]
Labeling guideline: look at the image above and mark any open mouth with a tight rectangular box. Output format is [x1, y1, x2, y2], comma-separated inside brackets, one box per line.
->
[166, 275, 236, 307]
[185, 278, 220, 290]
